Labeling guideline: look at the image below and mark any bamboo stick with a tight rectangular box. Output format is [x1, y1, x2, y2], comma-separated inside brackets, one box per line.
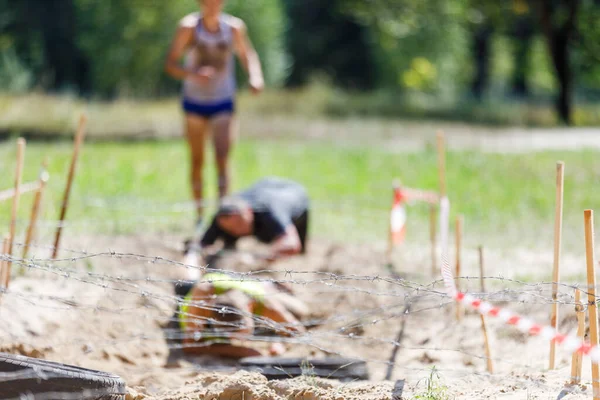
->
[53, 115, 87, 259]
[584, 210, 599, 400]
[570, 289, 584, 384]
[22, 159, 49, 261]
[549, 161, 565, 370]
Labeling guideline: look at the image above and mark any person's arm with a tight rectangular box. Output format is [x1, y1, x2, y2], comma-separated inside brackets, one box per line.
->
[231, 18, 264, 94]
[182, 284, 215, 345]
[200, 218, 222, 249]
[262, 224, 301, 263]
[183, 286, 261, 358]
[260, 299, 306, 336]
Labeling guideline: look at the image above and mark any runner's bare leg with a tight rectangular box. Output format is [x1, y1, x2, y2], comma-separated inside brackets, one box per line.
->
[185, 114, 209, 218]
[212, 113, 236, 198]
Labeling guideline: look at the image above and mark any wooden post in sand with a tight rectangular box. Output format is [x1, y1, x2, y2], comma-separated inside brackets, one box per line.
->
[437, 131, 447, 198]
[7, 138, 25, 277]
[430, 204, 437, 276]
[52, 114, 87, 259]
[549, 161, 565, 370]
[22, 159, 49, 261]
[455, 215, 463, 321]
[478, 246, 486, 292]
[478, 246, 493, 373]
[570, 288, 584, 384]
[584, 210, 600, 400]
[1, 236, 9, 289]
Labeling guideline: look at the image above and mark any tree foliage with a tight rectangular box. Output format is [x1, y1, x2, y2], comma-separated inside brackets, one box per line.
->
[0, 0, 287, 97]
[0, 0, 598, 124]
[282, 0, 376, 89]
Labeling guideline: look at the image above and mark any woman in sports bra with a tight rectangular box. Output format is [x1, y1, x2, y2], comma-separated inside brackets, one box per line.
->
[165, 0, 264, 229]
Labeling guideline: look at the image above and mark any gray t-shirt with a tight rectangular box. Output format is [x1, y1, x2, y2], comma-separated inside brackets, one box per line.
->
[201, 177, 309, 246]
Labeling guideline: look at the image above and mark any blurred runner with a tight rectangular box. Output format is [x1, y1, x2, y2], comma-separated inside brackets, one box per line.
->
[165, 0, 264, 232]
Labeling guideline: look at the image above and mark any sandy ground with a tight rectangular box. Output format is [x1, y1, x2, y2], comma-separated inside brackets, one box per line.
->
[0, 230, 597, 399]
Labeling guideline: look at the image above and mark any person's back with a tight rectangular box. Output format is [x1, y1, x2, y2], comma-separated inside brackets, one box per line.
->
[239, 177, 309, 222]
[200, 177, 310, 256]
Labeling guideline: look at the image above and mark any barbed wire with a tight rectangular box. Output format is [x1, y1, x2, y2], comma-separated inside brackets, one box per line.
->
[0, 236, 594, 399]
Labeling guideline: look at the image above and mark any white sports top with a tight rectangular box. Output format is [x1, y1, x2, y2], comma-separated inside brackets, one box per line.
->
[182, 13, 236, 103]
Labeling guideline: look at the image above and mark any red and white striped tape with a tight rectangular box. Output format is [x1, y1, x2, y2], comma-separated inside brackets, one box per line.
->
[390, 187, 407, 245]
[389, 186, 438, 247]
[403, 187, 439, 205]
[438, 196, 600, 364]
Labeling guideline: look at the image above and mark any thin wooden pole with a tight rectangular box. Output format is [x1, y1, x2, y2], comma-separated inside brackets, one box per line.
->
[437, 131, 446, 197]
[8, 138, 25, 265]
[430, 204, 437, 276]
[478, 246, 485, 292]
[549, 161, 565, 370]
[53, 115, 87, 259]
[571, 289, 584, 384]
[455, 215, 463, 321]
[478, 245, 493, 373]
[22, 159, 49, 261]
[584, 210, 599, 400]
[1, 236, 9, 289]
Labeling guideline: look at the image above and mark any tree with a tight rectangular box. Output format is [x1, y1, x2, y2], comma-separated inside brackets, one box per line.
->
[346, 0, 470, 94]
[510, 13, 535, 98]
[36, 0, 90, 92]
[282, 0, 376, 89]
[535, 0, 581, 125]
[1, 0, 89, 93]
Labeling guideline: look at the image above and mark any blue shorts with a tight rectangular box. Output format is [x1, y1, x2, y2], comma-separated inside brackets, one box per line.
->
[183, 98, 235, 119]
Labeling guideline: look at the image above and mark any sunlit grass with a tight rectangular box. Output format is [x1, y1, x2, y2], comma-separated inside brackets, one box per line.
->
[1, 137, 598, 250]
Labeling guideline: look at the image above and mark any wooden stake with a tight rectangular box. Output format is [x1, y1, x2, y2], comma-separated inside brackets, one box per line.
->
[455, 215, 463, 321]
[584, 210, 599, 400]
[478, 246, 493, 373]
[571, 289, 584, 384]
[22, 159, 49, 261]
[1, 236, 9, 289]
[478, 246, 486, 292]
[549, 161, 565, 370]
[53, 114, 87, 259]
[430, 204, 437, 276]
[8, 138, 25, 265]
[436, 131, 446, 197]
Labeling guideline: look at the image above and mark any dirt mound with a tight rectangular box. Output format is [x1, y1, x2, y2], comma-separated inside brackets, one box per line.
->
[152, 371, 394, 400]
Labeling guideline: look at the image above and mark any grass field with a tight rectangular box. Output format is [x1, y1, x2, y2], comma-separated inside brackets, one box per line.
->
[1, 135, 599, 250]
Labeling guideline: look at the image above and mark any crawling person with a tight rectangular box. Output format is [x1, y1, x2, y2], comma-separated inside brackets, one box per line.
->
[197, 177, 310, 260]
[177, 270, 309, 358]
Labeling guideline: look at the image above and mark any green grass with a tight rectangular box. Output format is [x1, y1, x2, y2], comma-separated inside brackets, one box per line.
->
[412, 367, 452, 400]
[1, 137, 599, 250]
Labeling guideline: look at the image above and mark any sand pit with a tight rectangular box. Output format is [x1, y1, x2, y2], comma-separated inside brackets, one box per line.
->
[0, 232, 594, 399]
